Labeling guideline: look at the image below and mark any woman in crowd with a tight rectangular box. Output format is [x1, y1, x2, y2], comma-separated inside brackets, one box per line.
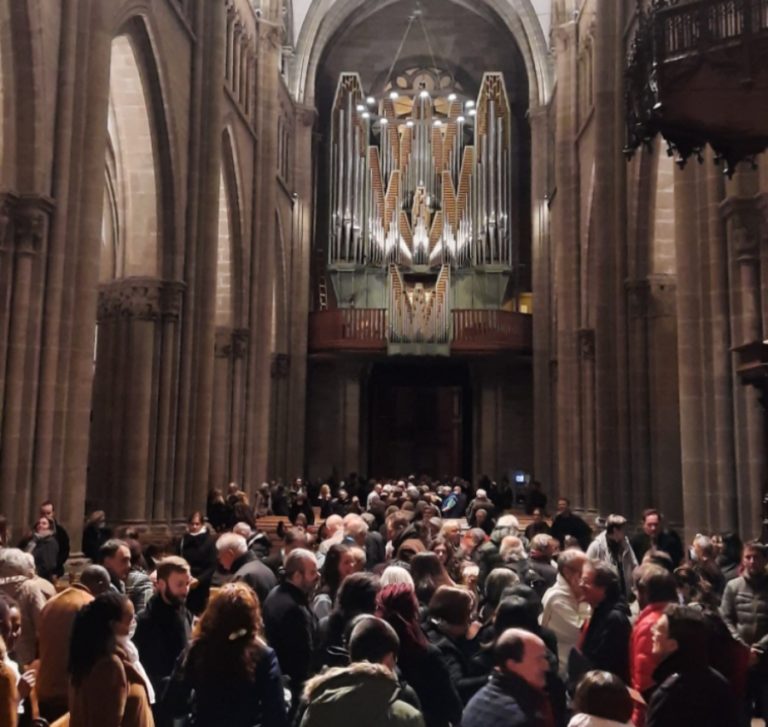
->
[82, 510, 112, 562]
[431, 536, 462, 583]
[311, 543, 356, 620]
[715, 531, 743, 583]
[410, 552, 456, 608]
[569, 670, 633, 727]
[125, 539, 154, 614]
[205, 489, 229, 533]
[423, 585, 486, 704]
[376, 583, 463, 727]
[163, 582, 288, 727]
[178, 511, 217, 614]
[21, 516, 59, 582]
[68, 592, 154, 727]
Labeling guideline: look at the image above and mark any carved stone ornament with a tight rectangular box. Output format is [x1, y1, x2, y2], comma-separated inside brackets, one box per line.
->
[97, 278, 185, 323]
[578, 329, 596, 362]
[271, 352, 290, 379]
[12, 195, 54, 256]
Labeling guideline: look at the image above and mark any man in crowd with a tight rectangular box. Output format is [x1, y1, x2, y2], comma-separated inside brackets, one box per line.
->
[213, 532, 276, 604]
[527, 534, 558, 598]
[97, 539, 132, 593]
[39, 500, 70, 578]
[720, 540, 768, 724]
[299, 616, 424, 727]
[550, 498, 592, 551]
[630, 509, 684, 569]
[232, 520, 271, 560]
[134, 556, 193, 726]
[647, 605, 734, 726]
[586, 514, 638, 601]
[344, 514, 385, 570]
[541, 548, 590, 676]
[462, 628, 552, 727]
[263, 548, 319, 703]
[37, 564, 111, 721]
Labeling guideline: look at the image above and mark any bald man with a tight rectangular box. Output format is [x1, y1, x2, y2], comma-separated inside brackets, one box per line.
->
[37, 565, 111, 721]
[462, 628, 551, 727]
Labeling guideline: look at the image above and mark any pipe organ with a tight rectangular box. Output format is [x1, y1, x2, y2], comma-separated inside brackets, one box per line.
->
[327, 72, 516, 350]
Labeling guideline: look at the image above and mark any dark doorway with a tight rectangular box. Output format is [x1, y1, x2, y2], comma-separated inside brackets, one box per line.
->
[368, 361, 472, 480]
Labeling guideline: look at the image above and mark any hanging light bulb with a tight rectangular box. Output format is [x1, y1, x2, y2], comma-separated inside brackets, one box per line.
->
[448, 93, 457, 101]
[366, 96, 375, 105]
[362, 111, 371, 119]
[433, 119, 442, 127]
[356, 104, 365, 112]
[468, 109, 477, 116]
[419, 90, 430, 99]
[457, 115, 465, 123]
[406, 120, 414, 127]
[465, 100, 475, 109]
[380, 117, 388, 125]
[389, 91, 399, 100]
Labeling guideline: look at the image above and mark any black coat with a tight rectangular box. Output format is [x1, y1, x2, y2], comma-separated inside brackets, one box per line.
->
[262, 581, 317, 695]
[462, 671, 553, 727]
[82, 523, 112, 561]
[134, 594, 192, 694]
[645, 649, 735, 727]
[423, 621, 486, 704]
[550, 512, 592, 550]
[580, 595, 632, 683]
[52, 521, 70, 576]
[630, 529, 684, 569]
[211, 553, 277, 605]
[178, 530, 218, 581]
[398, 643, 462, 727]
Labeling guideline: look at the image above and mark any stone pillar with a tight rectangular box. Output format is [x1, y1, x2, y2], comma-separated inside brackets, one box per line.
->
[0, 195, 54, 527]
[529, 105, 555, 489]
[210, 327, 235, 491]
[269, 353, 291, 478]
[284, 105, 317, 479]
[551, 19, 582, 504]
[245, 1, 282, 487]
[229, 329, 249, 484]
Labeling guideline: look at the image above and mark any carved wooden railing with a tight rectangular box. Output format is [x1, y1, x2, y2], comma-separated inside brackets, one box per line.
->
[656, 0, 768, 59]
[309, 307, 532, 354]
[451, 309, 532, 352]
[308, 308, 387, 352]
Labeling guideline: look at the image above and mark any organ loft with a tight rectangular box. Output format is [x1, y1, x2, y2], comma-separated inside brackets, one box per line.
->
[1, 0, 768, 551]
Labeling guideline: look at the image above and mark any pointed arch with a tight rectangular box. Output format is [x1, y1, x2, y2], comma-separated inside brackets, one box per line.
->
[292, 0, 553, 107]
[220, 128, 246, 328]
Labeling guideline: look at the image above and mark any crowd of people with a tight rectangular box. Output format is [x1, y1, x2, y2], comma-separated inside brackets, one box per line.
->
[0, 475, 765, 726]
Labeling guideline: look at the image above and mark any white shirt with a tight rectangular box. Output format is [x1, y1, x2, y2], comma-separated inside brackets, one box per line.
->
[541, 573, 590, 676]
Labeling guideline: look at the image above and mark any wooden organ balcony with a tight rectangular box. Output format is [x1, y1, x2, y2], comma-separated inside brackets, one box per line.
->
[308, 308, 532, 355]
[625, 0, 768, 173]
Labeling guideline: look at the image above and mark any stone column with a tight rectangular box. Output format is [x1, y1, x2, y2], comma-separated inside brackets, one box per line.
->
[268, 353, 290, 478]
[211, 327, 235, 490]
[284, 105, 317, 479]
[229, 329, 249, 483]
[0, 193, 18, 427]
[0, 196, 54, 526]
[529, 105, 555, 489]
[245, 2, 282, 487]
[551, 19, 582, 503]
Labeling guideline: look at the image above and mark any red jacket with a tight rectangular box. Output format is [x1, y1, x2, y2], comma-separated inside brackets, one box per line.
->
[631, 602, 668, 727]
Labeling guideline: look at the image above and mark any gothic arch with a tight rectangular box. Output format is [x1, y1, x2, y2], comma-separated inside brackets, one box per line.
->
[293, 0, 553, 108]
[221, 128, 246, 328]
[109, 14, 178, 279]
[272, 208, 290, 355]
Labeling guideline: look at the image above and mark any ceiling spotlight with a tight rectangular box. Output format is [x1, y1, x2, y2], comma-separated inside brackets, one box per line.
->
[468, 108, 477, 116]
[362, 111, 371, 119]
[433, 120, 442, 127]
[366, 96, 375, 105]
[389, 91, 399, 100]
[419, 90, 430, 99]
[448, 93, 457, 101]
[380, 117, 388, 125]
[465, 100, 475, 108]
[406, 120, 414, 127]
[457, 115, 465, 123]
[356, 104, 365, 112]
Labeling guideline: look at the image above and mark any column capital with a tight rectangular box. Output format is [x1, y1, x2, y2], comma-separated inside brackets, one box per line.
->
[97, 278, 186, 323]
[295, 104, 317, 128]
[12, 194, 55, 256]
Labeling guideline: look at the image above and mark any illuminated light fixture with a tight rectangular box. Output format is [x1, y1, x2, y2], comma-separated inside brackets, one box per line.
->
[457, 115, 465, 123]
[389, 91, 399, 100]
[362, 111, 371, 119]
[380, 117, 388, 125]
[468, 108, 477, 116]
[419, 90, 430, 99]
[448, 93, 457, 101]
[433, 119, 442, 127]
[465, 100, 475, 108]
[356, 104, 365, 112]
[366, 96, 375, 105]
[406, 120, 414, 127]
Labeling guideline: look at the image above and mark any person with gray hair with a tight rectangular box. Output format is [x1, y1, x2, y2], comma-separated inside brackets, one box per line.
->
[586, 514, 638, 602]
[263, 548, 319, 704]
[0, 547, 55, 665]
[212, 532, 276, 604]
[541, 549, 590, 676]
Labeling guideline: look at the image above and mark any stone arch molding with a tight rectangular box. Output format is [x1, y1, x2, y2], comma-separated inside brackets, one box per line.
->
[292, 0, 553, 108]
